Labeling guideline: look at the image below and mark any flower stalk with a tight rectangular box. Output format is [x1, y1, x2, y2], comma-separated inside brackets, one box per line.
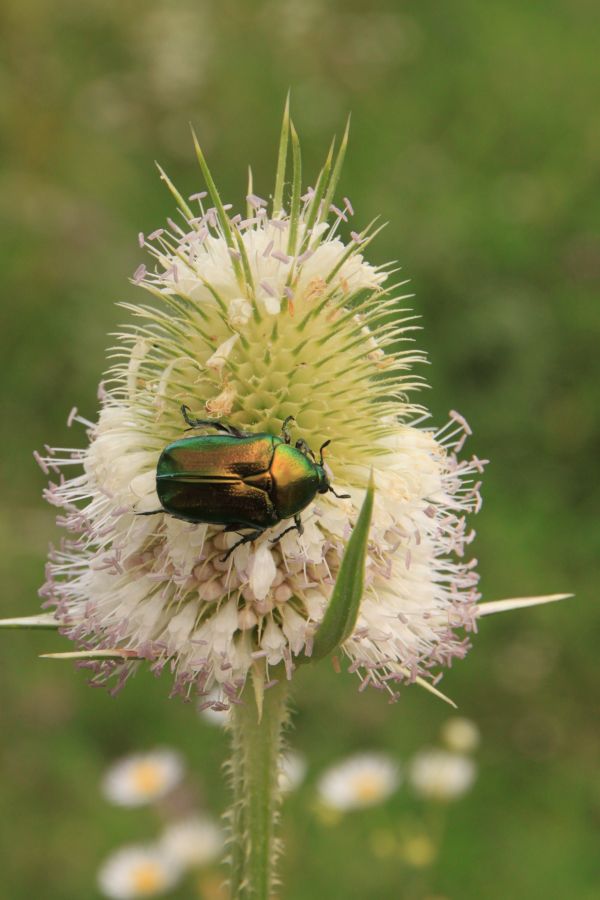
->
[228, 678, 289, 899]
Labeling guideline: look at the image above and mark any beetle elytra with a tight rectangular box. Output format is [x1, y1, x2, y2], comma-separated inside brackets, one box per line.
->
[140, 406, 350, 559]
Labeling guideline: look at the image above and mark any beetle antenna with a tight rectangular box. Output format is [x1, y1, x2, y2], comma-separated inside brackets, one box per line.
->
[329, 486, 351, 499]
[318, 439, 331, 465]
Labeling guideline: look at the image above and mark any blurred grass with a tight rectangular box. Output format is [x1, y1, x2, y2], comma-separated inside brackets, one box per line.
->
[1, 0, 599, 897]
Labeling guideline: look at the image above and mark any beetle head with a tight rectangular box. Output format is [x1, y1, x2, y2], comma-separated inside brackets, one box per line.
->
[316, 465, 331, 495]
[316, 440, 351, 499]
[315, 465, 351, 500]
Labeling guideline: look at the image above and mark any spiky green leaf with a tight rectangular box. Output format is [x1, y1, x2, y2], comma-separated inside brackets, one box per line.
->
[273, 92, 290, 216]
[155, 163, 194, 219]
[246, 165, 254, 219]
[190, 127, 245, 292]
[311, 472, 374, 662]
[298, 137, 334, 256]
[286, 121, 302, 256]
[316, 115, 350, 233]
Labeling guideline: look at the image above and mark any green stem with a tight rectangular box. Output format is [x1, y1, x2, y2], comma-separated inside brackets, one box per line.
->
[228, 678, 289, 899]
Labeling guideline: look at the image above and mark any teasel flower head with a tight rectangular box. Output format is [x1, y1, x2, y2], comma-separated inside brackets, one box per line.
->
[28, 104, 567, 706]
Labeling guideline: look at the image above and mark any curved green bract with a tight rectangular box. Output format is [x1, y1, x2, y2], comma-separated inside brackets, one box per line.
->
[310, 472, 375, 662]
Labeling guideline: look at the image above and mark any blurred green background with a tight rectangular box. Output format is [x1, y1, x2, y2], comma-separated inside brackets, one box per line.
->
[1, 0, 599, 897]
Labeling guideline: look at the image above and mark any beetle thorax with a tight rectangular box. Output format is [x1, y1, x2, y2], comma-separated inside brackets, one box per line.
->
[270, 443, 321, 520]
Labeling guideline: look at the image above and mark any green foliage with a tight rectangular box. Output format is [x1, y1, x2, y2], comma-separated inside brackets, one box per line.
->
[311, 473, 374, 662]
[1, 1, 597, 898]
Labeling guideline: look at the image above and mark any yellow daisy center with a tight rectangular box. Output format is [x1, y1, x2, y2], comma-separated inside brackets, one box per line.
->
[131, 761, 165, 796]
[131, 862, 165, 895]
[131, 862, 164, 897]
[352, 772, 385, 803]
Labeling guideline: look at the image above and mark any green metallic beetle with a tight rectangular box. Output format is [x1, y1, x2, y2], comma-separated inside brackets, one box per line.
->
[142, 405, 349, 559]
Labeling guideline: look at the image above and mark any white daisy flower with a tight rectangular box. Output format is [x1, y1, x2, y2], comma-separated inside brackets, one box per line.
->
[440, 716, 480, 753]
[409, 749, 476, 801]
[97, 844, 181, 899]
[159, 815, 225, 869]
[101, 749, 184, 807]
[279, 751, 307, 793]
[34, 114, 491, 705]
[317, 753, 400, 810]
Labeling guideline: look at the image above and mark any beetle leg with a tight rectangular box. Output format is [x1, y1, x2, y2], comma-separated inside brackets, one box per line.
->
[295, 438, 316, 462]
[281, 415, 295, 444]
[180, 405, 246, 438]
[181, 404, 204, 427]
[221, 527, 266, 561]
[270, 514, 304, 546]
[136, 509, 164, 516]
